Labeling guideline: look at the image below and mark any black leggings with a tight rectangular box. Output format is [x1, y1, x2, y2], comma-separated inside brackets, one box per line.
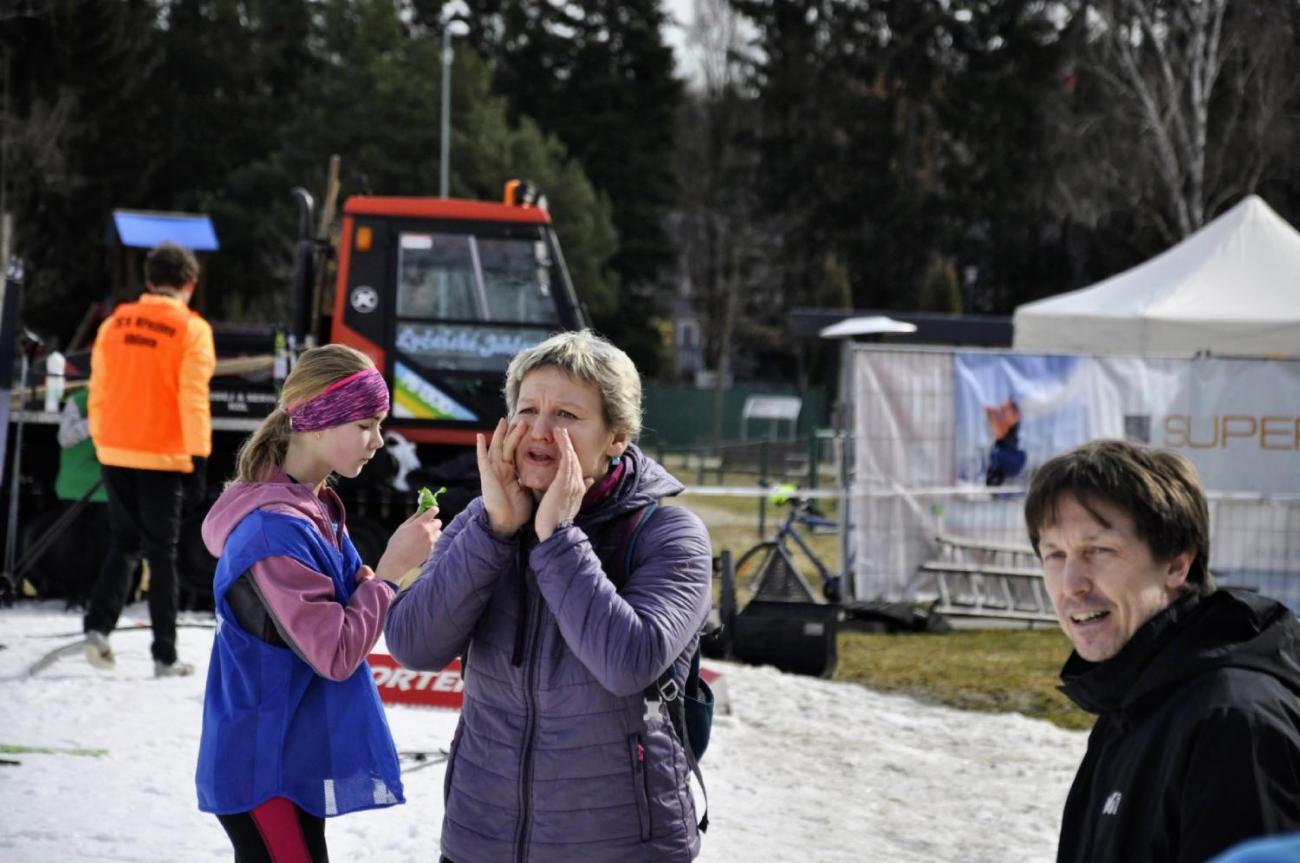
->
[216, 797, 327, 863]
[83, 465, 185, 663]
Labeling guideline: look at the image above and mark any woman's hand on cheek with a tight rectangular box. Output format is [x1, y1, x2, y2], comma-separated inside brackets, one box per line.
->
[535, 428, 591, 542]
[476, 418, 533, 538]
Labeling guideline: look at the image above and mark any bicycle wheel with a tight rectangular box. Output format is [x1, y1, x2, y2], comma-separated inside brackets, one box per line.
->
[734, 542, 780, 596]
[737, 540, 820, 601]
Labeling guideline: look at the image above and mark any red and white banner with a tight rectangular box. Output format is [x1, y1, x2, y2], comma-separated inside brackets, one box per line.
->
[369, 653, 464, 710]
[370, 652, 727, 713]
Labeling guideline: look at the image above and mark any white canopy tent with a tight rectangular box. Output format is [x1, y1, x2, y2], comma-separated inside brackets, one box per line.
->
[1013, 195, 1300, 357]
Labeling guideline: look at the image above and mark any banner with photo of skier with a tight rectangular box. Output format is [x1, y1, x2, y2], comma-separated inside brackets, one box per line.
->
[953, 352, 1300, 494]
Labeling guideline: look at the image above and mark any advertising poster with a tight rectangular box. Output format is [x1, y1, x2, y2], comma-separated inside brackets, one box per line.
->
[953, 352, 1300, 494]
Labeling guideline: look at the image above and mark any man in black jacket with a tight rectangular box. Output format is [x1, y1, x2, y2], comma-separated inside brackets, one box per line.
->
[1025, 439, 1300, 863]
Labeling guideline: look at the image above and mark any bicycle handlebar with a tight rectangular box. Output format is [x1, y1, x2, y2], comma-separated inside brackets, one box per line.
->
[756, 480, 838, 529]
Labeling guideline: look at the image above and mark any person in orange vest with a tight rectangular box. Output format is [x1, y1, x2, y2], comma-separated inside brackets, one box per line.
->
[84, 241, 216, 677]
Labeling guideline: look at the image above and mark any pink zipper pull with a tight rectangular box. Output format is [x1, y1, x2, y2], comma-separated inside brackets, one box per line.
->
[636, 741, 645, 763]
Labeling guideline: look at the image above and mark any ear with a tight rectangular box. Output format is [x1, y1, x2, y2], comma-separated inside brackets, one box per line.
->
[1164, 551, 1193, 593]
[604, 430, 630, 459]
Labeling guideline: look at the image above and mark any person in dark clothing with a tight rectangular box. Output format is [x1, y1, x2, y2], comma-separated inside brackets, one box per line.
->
[1025, 439, 1300, 863]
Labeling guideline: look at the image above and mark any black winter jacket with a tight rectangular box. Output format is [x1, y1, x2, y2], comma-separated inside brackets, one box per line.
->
[1056, 589, 1300, 863]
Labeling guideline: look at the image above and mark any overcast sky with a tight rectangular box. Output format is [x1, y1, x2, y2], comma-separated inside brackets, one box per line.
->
[662, 0, 698, 83]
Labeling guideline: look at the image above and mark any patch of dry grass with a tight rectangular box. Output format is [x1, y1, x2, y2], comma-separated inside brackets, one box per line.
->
[834, 628, 1093, 731]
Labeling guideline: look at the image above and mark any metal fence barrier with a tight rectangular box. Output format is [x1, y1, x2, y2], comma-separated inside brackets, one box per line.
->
[852, 486, 1300, 613]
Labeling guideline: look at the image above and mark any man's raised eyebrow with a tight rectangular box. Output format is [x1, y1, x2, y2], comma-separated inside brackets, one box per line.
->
[1042, 525, 1119, 547]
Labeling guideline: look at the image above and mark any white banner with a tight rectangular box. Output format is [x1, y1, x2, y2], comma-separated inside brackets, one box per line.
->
[953, 352, 1300, 494]
[849, 347, 1300, 608]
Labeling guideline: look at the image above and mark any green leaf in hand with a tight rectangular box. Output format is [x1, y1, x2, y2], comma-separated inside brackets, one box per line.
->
[417, 485, 447, 514]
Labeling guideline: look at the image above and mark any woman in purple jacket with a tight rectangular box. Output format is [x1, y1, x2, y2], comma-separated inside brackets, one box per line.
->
[386, 330, 713, 863]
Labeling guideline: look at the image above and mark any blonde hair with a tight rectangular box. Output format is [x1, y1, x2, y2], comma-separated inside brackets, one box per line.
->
[233, 343, 377, 483]
[503, 329, 642, 440]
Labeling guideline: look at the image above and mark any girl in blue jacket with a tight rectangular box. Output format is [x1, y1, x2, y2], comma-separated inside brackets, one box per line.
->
[196, 344, 441, 862]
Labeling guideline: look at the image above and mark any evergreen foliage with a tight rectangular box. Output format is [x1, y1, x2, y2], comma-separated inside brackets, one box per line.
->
[0, 0, 161, 332]
[4, 0, 1300, 388]
[0, 0, 615, 343]
[458, 0, 683, 374]
[916, 256, 962, 315]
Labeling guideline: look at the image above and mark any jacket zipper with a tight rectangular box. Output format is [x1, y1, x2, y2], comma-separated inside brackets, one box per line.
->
[515, 582, 542, 863]
[444, 722, 462, 804]
[629, 735, 652, 840]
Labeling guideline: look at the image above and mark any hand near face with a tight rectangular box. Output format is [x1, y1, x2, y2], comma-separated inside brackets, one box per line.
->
[374, 506, 442, 585]
[535, 428, 593, 542]
[477, 418, 534, 538]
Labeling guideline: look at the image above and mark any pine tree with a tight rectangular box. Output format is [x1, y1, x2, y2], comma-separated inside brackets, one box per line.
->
[0, 0, 161, 341]
[288, 0, 618, 323]
[461, 0, 683, 374]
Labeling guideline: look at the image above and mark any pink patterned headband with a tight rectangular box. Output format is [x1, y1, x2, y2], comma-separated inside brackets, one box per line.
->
[286, 368, 390, 432]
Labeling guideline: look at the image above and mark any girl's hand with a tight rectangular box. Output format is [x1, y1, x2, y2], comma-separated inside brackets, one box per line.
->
[476, 418, 533, 538]
[374, 506, 442, 585]
[354, 564, 377, 586]
[535, 428, 592, 542]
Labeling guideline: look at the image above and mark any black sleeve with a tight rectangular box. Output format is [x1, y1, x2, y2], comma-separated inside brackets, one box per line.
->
[226, 571, 288, 648]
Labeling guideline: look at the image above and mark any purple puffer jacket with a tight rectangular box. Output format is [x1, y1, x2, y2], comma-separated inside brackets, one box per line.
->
[385, 445, 712, 863]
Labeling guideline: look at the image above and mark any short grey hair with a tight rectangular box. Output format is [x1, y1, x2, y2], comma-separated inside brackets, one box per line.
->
[504, 329, 642, 440]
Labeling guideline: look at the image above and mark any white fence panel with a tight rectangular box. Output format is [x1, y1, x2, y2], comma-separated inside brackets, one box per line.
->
[845, 345, 1300, 611]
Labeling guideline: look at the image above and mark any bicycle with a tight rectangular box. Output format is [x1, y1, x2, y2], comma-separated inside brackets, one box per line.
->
[733, 491, 842, 604]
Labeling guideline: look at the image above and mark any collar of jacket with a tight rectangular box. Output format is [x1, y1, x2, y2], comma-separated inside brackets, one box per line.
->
[1057, 591, 1203, 716]
[138, 291, 188, 310]
[1058, 589, 1300, 717]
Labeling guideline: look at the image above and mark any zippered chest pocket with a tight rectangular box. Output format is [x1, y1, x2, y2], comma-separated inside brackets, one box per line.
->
[628, 733, 652, 840]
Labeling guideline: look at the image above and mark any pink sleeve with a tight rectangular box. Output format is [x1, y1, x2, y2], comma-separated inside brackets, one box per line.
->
[247, 556, 394, 681]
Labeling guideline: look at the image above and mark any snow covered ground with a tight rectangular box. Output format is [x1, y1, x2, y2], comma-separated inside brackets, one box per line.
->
[0, 601, 1087, 862]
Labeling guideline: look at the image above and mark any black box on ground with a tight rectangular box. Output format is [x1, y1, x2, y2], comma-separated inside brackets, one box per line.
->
[732, 599, 840, 678]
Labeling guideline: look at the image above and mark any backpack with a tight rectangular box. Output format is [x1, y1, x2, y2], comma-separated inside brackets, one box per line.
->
[597, 500, 713, 832]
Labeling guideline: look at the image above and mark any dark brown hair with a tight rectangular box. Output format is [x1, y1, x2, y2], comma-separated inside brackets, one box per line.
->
[1024, 439, 1214, 595]
[145, 241, 199, 289]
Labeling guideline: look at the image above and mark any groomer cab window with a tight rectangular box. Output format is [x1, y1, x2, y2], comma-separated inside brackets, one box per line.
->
[395, 232, 558, 325]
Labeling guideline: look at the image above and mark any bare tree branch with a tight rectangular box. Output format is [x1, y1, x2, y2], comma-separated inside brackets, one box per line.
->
[1052, 0, 1293, 243]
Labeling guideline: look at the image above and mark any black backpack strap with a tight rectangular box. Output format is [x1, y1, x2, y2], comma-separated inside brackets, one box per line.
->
[600, 501, 659, 591]
[654, 651, 710, 831]
[599, 501, 709, 832]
